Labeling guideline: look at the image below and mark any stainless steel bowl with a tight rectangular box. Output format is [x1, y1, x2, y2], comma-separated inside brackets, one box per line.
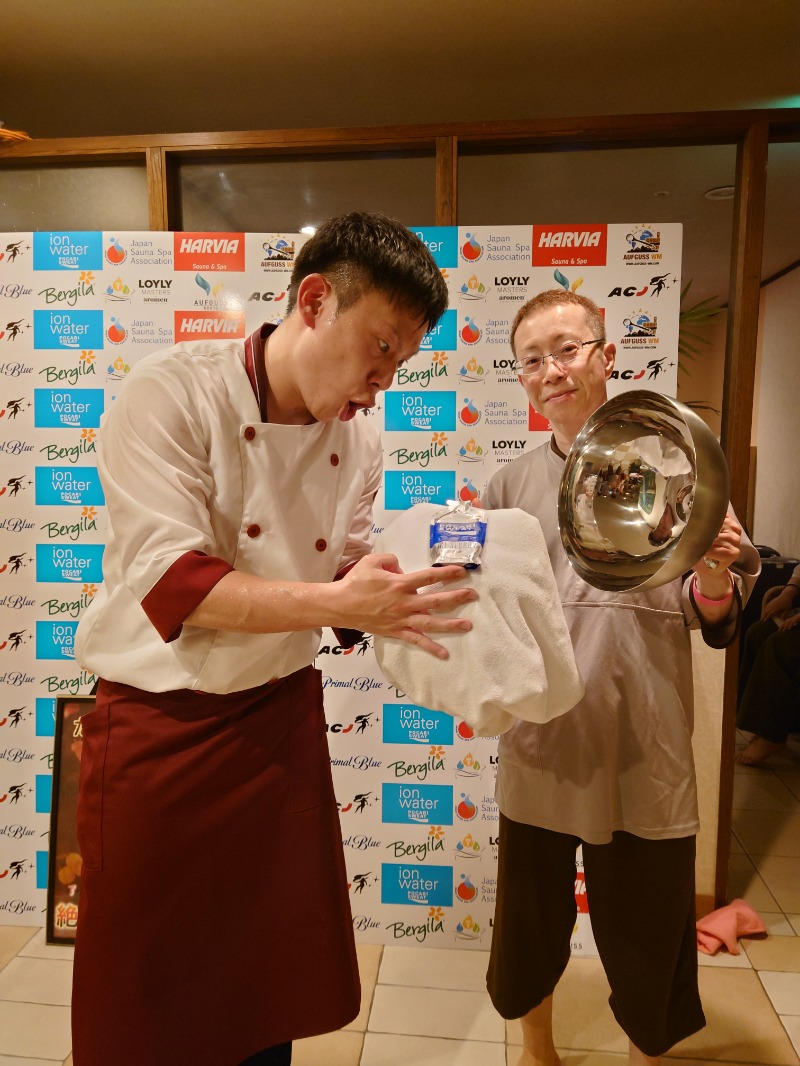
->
[558, 390, 730, 592]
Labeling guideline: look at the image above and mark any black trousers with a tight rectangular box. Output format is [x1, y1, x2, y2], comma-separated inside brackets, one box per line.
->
[487, 814, 705, 1058]
[737, 617, 800, 743]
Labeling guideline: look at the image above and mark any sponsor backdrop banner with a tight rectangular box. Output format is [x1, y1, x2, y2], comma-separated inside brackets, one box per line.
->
[0, 225, 680, 950]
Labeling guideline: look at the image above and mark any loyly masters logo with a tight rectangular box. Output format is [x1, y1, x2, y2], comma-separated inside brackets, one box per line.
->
[454, 831, 484, 860]
[457, 355, 486, 383]
[388, 432, 448, 469]
[454, 913, 483, 943]
[457, 437, 487, 465]
[458, 274, 491, 302]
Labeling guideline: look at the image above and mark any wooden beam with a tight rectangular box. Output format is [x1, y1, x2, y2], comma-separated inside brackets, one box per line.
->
[435, 137, 457, 226]
[2, 110, 799, 164]
[146, 147, 169, 231]
[715, 117, 770, 908]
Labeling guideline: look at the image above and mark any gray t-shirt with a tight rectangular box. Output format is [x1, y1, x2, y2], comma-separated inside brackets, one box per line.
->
[483, 439, 758, 844]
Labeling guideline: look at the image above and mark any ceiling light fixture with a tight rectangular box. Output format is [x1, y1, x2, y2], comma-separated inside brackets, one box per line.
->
[704, 186, 736, 201]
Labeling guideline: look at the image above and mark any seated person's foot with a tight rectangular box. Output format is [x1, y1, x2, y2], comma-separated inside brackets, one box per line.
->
[735, 735, 785, 765]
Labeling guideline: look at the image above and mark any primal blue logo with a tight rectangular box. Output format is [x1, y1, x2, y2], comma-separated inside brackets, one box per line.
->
[384, 471, 455, 510]
[34, 389, 104, 428]
[33, 310, 105, 350]
[382, 782, 454, 826]
[421, 309, 457, 351]
[35, 621, 78, 660]
[35, 774, 52, 814]
[411, 227, 457, 269]
[36, 544, 104, 584]
[33, 231, 103, 272]
[383, 703, 454, 745]
[384, 391, 456, 432]
[381, 862, 454, 907]
[36, 698, 56, 738]
[35, 467, 104, 507]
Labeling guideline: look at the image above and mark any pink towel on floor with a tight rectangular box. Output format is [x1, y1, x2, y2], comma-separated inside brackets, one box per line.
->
[695, 898, 767, 955]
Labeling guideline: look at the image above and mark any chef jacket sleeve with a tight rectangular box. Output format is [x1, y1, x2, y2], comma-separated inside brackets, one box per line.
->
[98, 361, 235, 642]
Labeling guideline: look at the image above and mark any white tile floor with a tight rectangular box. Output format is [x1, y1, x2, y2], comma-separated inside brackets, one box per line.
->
[1, 731, 799, 1066]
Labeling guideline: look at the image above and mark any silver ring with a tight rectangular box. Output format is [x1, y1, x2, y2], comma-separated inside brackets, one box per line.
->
[703, 557, 720, 570]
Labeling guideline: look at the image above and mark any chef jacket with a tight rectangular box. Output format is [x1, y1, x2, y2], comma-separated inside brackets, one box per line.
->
[75, 330, 382, 693]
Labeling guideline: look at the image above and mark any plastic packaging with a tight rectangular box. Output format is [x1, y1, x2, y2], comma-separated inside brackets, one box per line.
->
[429, 500, 487, 569]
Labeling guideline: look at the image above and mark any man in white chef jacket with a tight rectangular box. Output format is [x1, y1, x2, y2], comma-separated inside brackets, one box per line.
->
[72, 212, 476, 1066]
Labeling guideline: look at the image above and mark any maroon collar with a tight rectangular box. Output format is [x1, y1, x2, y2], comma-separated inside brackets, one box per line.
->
[243, 323, 276, 422]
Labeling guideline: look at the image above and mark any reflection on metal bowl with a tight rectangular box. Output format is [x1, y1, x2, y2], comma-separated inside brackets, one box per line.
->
[558, 390, 729, 592]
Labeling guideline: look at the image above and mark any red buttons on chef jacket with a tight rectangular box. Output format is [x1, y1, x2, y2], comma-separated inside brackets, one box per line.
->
[243, 426, 256, 441]
[246, 524, 261, 538]
[330, 453, 340, 466]
[315, 539, 327, 552]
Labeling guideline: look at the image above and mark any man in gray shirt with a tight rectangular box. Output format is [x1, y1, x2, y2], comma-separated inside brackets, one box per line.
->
[483, 289, 758, 1066]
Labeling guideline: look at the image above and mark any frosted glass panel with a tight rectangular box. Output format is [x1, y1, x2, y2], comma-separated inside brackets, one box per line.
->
[0, 164, 149, 231]
[179, 152, 436, 231]
[459, 144, 737, 307]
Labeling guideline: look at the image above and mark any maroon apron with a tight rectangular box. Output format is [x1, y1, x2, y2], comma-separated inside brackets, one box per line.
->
[72, 667, 360, 1066]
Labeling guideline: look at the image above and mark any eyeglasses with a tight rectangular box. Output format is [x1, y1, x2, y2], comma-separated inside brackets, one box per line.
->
[513, 338, 605, 377]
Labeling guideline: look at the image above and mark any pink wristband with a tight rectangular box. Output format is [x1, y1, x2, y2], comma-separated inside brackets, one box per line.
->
[691, 572, 734, 607]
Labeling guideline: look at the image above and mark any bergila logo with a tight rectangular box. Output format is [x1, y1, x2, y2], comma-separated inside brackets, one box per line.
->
[173, 233, 245, 273]
[532, 225, 607, 268]
[174, 312, 245, 342]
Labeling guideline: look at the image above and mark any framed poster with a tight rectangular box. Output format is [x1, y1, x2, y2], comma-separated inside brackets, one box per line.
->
[46, 696, 96, 944]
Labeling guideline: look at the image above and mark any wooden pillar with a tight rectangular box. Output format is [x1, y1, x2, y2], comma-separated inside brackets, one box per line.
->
[435, 136, 457, 226]
[146, 146, 172, 231]
[714, 117, 770, 907]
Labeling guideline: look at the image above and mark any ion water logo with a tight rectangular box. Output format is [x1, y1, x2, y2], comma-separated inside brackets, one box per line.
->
[384, 471, 455, 510]
[33, 233, 103, 272]
[384, 391, 456, 432]
[420, 310, 457, 352]
[381, 862, 453, 907]
[35, 699, 56, 738]
[383, 703, 454, 745]
[382, 783, 454, 826]
[35, 621, 77, 660]
[410, 227, 457, 269]
[33, 390, 103, 429]
[34, 468, 104, 507]
[35, 545, 104, 584]
[33, 311, 104, 351]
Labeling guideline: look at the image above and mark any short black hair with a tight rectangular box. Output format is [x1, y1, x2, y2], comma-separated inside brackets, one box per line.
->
[286, 211, 448, 331]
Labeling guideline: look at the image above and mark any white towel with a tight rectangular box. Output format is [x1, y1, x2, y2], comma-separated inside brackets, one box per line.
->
[374, 504, 584, 736]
